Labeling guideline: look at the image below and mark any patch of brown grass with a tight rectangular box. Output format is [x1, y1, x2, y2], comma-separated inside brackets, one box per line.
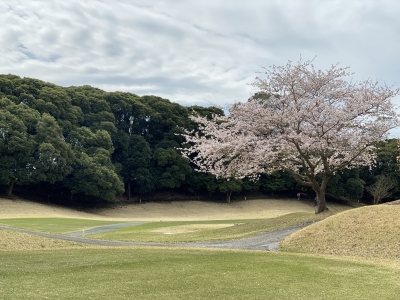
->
[0, 197, 107, 220]
[151, 224, 237, 234]
[0, 197, 318, 221]
[281, 205, 400, 259]
[0, 230, 96, 251]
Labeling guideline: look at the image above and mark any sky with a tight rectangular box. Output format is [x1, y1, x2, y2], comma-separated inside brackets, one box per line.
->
[1, 0, 400, 135]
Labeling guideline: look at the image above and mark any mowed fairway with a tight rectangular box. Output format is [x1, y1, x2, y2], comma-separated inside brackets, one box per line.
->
[2, 247, 400, 300]
[1, 197, 400, 299]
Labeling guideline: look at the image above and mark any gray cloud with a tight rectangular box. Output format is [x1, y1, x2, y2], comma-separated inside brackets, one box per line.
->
[1, 0, 400, 117]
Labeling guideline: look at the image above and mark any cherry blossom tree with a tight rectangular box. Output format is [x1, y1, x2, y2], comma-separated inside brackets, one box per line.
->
[181, 59, 400, 213]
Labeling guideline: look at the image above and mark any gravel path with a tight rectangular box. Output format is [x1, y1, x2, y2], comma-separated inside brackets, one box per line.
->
[66, 222, 145, 237]
[0, 223, 309, 251]
[181, 226, 305, 251]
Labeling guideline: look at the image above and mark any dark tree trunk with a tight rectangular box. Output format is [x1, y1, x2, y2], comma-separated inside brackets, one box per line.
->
[226, 190, 232, 203]
[315, 191, 328, 214]
[127, 181, 131, 201]
[314, 176, 329, 214]
[7, 178, 17, 196]
[281, 167, 330, 214]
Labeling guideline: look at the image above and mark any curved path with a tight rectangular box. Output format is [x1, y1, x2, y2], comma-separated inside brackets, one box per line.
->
[66, 222, 145, 237]
[0, 223, 310, 251]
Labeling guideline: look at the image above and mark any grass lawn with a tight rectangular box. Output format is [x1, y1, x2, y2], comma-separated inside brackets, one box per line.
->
[1, 247, 399, 300]
[90, 212, 322, 242]
[1, 199, 398, 299]
[1, 212, 324, 242]
[0, 218, 121, 233]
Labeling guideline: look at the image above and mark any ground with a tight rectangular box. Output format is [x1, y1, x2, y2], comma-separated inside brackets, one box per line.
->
[0, 197, 315, 221]
[0, 197, 353, 253]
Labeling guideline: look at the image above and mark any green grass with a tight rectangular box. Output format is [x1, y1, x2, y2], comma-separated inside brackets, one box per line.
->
[90, 212, 323, 242]
[1, 202, 398, 299]
[1, 212, 323, 242]
[1, 248, 399, 300]
[0, 218, 120, 233]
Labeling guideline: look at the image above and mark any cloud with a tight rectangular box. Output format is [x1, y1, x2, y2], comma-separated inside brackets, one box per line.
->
[0, 0, 399, 112]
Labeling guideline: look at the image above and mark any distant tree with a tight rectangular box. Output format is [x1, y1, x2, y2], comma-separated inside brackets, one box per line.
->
[359, 139, 400, 198]
[0, 98, 39, 195]
[64, 150, 124, 201]
[33, 113, 73, 184]
[181, 58, 400, 213]
[152, 147, 192, 190]
[114, 133, 154, 198]
[218, 178, 242, 203]
[3, 75, 229, 202]
[327, 169, 365, 202]
[366, 175, 396, 204]
[64, 127, 124, 200]
[259, 171, 296, 195]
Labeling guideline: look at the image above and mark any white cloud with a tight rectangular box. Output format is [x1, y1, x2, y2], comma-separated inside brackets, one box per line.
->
[1, 0, 400, 113]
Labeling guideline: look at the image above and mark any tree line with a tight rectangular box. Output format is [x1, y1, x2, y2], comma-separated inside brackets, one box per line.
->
[0, 74, 399, 204]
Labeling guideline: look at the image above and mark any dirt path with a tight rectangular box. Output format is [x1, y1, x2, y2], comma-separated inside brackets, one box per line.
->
[181, 225, 310, 251]
[67, 222, 145, 237]
[0, 223, 309, 251]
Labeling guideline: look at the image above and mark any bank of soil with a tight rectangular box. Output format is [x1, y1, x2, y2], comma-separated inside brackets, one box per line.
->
[0, 198, 315, 221]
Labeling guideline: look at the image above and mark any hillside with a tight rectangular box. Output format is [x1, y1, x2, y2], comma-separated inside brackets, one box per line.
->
[281, 203, 400, 259]
[0, 197, 317, 221]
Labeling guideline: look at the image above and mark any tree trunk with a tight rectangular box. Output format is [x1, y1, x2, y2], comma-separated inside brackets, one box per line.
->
[285, 168, 329, 213]
[315, 192, 328, 213]
[7, 178, 17, 196]
[313, 175, 330, 214]
[226, 190, 232, 203]
[127, 181, 131, 201]
[314, 184, 329, 213]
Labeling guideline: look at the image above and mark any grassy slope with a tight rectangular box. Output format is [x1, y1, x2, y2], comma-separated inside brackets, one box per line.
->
[0, 229, 98, 250]
[1, 248, 400, 300]
[281, 205, 400, 259]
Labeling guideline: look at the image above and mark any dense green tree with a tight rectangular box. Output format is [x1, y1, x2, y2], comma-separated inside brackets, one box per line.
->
[326, 169, 365, 201]
[344, 178, 365, 201]
[203, 173, 219, 197]
[0, 98, 39, 195]
[360, 139, 400, 199]
[113, 132, 154, 198]
[33, 113, 73, 184]
[152, 148, 192, 189]
[0, 76, 17, 96]
[141, 96, 190, 145]
[7, 73, 394, 205]
[64, 150, 124, 201]
[189, 105, 224, 120]
[218, 178, 243, 203]
[259, 171, 296, 194]
[64, 127, 124, 200]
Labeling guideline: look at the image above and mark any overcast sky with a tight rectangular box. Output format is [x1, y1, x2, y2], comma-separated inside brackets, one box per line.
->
[1, 0, 400, 134]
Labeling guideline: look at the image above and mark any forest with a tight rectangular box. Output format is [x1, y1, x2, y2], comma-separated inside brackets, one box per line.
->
[0, 74, 399, 205]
